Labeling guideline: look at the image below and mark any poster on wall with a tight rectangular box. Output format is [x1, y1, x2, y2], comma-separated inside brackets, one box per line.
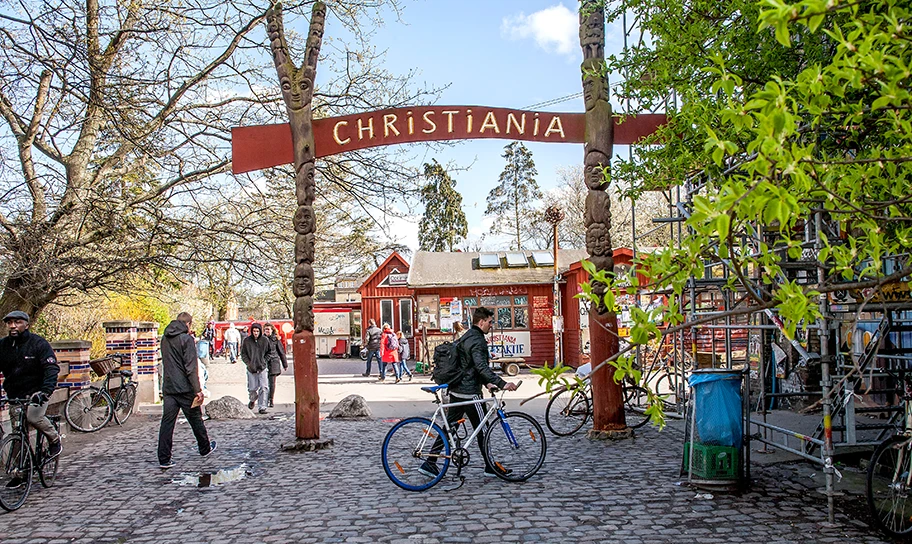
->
[439, 297, 454, 332]
[418, 295, 439, 329]
[532, 295, 551, 329]
[450, 299, 463, 326]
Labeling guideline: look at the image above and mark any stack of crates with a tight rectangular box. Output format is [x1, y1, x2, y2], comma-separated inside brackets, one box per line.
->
[683, 442, 739, 480]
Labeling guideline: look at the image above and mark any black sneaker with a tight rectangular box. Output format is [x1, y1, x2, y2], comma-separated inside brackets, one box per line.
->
[5, 477, 24, 488]
[159, 460, 176, 469]
[47, 439, 62, 459]
[258, 408, 268, 414]
[201, 440, 217, 458]
[248, 401, 255, 410]
[417, 461, 439, 478]
[484, 466, 514, 477]
[361, 373, 370, 377]
[268, 400, 274, 408]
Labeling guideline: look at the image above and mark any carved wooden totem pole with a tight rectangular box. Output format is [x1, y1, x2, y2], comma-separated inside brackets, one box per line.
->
[580, 1, 626, 434]
[267, 2, 325, 440]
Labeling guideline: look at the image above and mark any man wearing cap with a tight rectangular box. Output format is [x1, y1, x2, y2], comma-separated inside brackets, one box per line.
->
[0, 311, 62, 462]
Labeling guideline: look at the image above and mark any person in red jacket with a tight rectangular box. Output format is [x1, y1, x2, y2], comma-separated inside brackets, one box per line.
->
[378, 323, 400, 383]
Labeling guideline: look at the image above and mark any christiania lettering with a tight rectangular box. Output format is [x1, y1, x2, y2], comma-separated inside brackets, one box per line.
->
[331, 108, 567, 146]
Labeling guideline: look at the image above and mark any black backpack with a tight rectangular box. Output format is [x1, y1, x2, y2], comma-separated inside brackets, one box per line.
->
[432, 336, 467, 386]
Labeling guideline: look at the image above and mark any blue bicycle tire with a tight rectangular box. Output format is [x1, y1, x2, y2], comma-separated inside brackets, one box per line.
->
[381, 417, 450, 491]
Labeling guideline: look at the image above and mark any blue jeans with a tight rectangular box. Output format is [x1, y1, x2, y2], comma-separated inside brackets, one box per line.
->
[397, 361, 412, 378]
[365, 349, 381, 375]
[380, 362, 401, 380]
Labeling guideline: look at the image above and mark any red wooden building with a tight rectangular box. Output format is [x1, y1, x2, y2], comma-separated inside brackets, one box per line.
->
[357, 251, 415, 353]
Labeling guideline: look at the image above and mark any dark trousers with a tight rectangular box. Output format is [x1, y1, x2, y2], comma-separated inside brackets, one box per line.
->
[268, 373, 278, 404]
[157, 393, 211, 464]
[430, 392, 493, 470]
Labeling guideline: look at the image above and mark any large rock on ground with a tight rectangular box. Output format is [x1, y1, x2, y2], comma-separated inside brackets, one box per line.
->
[327, 394, 371, 419]
[205, 396, 256, 419]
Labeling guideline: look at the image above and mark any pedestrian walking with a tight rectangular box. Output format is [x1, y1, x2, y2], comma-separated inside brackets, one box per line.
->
[241, 322, 270, 414]
[157, 312, 216, 469]
[223, 323, 241, 363]
[202, 321, 216, 358]
[362, 319, 382, 377]
[379, 323, 400, 383]
[396, 330, 413, 382]
[263, 322, 288, 408]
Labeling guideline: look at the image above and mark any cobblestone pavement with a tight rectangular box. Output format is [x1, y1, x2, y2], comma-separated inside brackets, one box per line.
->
[1, 411, 892, 544]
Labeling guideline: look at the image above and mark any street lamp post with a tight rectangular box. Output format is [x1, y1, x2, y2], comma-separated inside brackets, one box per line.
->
[544, 205, 565, 367]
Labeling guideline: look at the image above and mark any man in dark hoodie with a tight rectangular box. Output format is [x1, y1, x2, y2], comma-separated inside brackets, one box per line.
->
[157, 312, 216, 469]
[241, 322, 269, 414]
[0, 310, 63, 469]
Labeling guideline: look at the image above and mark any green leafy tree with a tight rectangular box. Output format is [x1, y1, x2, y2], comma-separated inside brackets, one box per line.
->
[418, 159, 469, 252]
[574, 0, 912, 426]
[485, 142, 543, 250]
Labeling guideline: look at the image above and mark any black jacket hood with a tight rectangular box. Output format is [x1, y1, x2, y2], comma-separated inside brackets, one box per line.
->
[164, 320, 189, 338]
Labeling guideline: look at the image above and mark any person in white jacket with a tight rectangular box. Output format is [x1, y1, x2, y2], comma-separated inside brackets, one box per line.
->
[223, 323, 241, 364]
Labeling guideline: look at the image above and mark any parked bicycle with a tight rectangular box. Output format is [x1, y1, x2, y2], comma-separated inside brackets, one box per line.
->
[381, 381, 546, 491]
[64, 354, 137, 433]
[866, 368, 912, 537]
[544, 379, 651, 436]
[0, 398, 61, 511]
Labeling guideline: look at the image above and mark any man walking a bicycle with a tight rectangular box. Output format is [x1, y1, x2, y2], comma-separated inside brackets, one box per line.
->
[420, 307, 517, 479]
[0, 311, 63, 467]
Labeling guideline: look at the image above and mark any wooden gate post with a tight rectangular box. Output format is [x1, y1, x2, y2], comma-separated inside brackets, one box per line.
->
[267, 1, 325, 440]
[579, 1, 626, 434]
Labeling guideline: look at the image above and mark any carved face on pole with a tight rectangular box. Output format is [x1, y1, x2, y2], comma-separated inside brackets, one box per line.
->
[586, 222, 612, 257]
[294, 296, 315, 332]
[295, 233, 315, 264]
[582, 73, 609, 111]
[294, 205, 316, 234]
[292, 263, 315, 297]
[584, 151, 610, 190]
[282, 70, 313, 113]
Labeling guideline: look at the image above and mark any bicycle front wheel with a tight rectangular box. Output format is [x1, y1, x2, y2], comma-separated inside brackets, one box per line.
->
[65, 386, 114, 432]
[484, 411, 547, 482]
[381, 417, 450, 491]
[36, 421, 60, 488]
[623, 385, 651, 430]
[545, 387, 590, 437]
[0, 434, 33, 512]
[867, 434, 912, 537]
[114, 383, 137, 425]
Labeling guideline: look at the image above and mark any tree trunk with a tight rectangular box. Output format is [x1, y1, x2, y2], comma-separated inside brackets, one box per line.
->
[0, 276, 57, 334]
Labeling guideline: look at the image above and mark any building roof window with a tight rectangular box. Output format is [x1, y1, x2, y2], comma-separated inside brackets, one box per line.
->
[531, 251, 554, 267]
[504, 252, 529, 268]
[478, 253, 501, 268]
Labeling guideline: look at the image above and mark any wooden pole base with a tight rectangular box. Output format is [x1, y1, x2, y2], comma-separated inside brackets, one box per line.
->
[586, 427, 634, 441]
[292, 330, 320, 439]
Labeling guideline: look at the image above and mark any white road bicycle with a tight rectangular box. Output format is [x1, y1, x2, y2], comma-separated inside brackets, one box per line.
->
[381, 381, 547, 491]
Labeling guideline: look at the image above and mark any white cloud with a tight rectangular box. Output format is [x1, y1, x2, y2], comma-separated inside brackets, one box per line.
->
[501, 3, 579, 57]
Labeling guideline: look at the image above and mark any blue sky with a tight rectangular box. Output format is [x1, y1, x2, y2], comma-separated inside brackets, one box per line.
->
[320, 1, 628, 253]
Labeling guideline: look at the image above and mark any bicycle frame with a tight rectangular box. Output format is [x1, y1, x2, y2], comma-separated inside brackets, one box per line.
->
[422, 388, 514, 462]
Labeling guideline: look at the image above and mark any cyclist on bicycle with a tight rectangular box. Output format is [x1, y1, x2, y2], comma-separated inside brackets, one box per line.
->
[419, 306, 517, 479]
[0, 311, 63, 470]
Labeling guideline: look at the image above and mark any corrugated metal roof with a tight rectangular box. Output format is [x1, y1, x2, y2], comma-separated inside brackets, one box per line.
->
[408, 249, 588, 287]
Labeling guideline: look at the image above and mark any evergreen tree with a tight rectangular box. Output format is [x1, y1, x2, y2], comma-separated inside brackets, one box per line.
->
[485, 142, 543, 250]
[418, 160, 469, 252]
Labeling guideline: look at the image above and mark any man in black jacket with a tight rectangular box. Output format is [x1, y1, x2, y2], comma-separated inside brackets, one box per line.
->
[420, 307, 517, 479]
[362, 319, 382, 378]
[241, 322, 269, 414]
[0, 311, 62, 464]
[157, 312, 216, 469]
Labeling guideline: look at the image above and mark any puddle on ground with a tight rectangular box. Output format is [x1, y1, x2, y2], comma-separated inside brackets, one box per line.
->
[172, 464, 251, 488]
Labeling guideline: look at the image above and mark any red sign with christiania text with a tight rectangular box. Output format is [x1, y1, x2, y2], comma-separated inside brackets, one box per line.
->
[231, 106, 665, 174]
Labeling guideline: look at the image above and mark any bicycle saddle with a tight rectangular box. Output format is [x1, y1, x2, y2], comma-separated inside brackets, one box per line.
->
[421, 384, 448, 393]
[119, 370, 133, 378]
